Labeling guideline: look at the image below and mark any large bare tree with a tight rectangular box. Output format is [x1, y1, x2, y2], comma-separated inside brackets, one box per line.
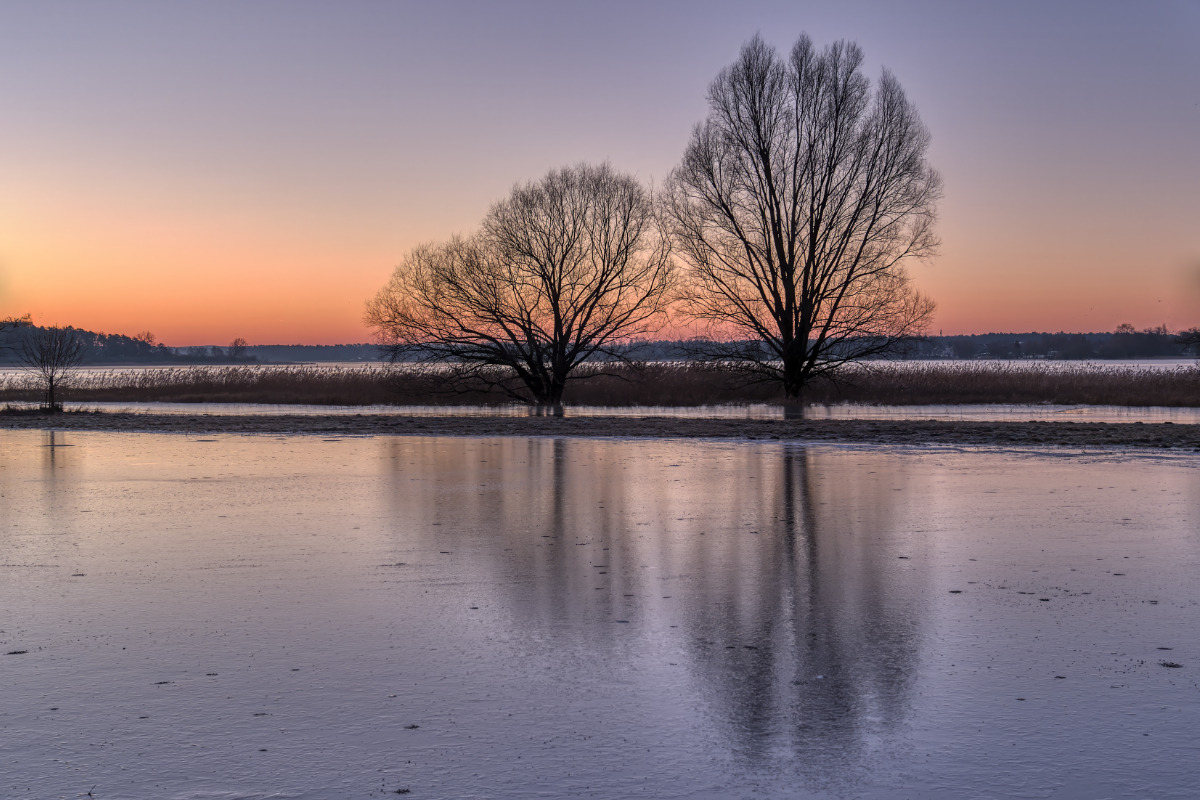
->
[18, 326, 85, 411]
[366, 163, 673, 405]
[664, 34, 942, 403]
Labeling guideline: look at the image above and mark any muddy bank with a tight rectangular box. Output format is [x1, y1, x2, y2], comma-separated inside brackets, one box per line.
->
[3, 411, 1199, 449]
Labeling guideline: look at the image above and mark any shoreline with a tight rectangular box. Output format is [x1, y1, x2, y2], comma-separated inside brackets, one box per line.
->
[2, 411, 1199, 450]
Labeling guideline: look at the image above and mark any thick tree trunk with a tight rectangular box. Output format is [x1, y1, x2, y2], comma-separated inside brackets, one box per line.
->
[528, 373, 565, 412]
[781, 351, 808, 418]
[781, 352, 807, 401]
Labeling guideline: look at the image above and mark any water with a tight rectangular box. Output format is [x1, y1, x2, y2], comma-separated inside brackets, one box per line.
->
[52, 400, 1200, 424]
[2, 432, 1198, 798]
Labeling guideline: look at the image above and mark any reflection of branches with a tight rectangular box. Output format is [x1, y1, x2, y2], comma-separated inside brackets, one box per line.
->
[682, 445, 920, 779]
[381, 438, 922, 786]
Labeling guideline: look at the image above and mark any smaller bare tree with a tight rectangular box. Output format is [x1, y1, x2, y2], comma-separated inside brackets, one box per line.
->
[366, 163, 673, 406]
[229, 337, 249, 361]
[18, 327, 85, 411]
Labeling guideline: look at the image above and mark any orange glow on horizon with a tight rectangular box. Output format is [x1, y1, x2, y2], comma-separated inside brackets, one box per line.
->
[6, 163, 1194, 345]
[2, 5, 1197, 346]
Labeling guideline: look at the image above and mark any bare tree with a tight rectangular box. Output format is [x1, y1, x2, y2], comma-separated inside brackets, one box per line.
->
[663, 34, 942, 405]
[229, 337, 249, 361]
[365, 163, 673, 406]
[18, 326, 85, 411]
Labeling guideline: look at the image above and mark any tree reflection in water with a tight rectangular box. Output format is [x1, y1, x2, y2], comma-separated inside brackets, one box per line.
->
[384, 436, 929, 784]
[689, 445, 925, 783]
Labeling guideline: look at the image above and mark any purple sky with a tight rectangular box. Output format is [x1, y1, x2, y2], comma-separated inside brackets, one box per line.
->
[1, 0, 1197, 343]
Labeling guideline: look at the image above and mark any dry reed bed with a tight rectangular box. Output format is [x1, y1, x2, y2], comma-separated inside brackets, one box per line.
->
[0, 361, 1197, 407]
[812, 362, 1200, 406]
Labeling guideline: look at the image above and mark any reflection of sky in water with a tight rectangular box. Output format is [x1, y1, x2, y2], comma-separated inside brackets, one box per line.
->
[2, 432, 1198, 798]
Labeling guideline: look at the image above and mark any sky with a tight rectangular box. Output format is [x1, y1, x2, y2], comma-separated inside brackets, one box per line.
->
[1, 0, 1197, 345]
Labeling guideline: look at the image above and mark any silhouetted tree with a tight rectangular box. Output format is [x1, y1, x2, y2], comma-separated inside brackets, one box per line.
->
[18, 326, 84, 411]
[1100, 323, 1178, 358]
[229, 337, 249, 361]
[366, 163, 673, 405]
[663, 34, 942, 404]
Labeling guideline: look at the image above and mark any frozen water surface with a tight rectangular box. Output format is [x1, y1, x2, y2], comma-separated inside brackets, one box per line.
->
[54, 400, 1200, 424]
[1, 431, 1198, 799]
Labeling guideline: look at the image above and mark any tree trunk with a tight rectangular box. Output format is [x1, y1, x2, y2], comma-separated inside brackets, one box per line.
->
[781, 350, 808, 418]
[782, 351, 807, 401]
[545, 368, 567, 406]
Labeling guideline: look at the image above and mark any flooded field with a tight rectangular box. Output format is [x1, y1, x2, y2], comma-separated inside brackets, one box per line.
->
[47, 400, 1200, 425]
[2, 432, 1198, 798]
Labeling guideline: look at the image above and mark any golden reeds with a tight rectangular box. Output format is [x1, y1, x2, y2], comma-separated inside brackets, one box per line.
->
[0, 361, 1196, 407]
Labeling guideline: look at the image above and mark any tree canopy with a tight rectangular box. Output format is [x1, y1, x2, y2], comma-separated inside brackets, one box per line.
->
[366, 163, 673, 405]
[664, 33, 942, 401]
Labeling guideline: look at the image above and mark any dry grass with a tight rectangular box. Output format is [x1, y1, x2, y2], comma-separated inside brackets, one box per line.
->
[0, 365, 404, 405]
[0, 361, 1197, 407]
[806, 362, 1200, 406]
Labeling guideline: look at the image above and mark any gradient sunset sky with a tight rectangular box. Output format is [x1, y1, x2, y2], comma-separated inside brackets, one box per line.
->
[1, 0, 1197, 345]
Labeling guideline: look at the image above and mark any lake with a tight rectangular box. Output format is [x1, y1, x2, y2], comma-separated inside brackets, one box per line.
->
[50, 400, 1200, 425]
[2, 431, 1198, 798]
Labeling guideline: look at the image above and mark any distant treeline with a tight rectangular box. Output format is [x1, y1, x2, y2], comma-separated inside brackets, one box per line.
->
[632, 327, 1198, 361]
[241, 343, 380, 362]
[910, 326, 1198, 360]
[0, 323, 171, 364]
[1, 320, 1196, 365]
[0, 322, 382, 364]
[167, 342, 381, 363]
